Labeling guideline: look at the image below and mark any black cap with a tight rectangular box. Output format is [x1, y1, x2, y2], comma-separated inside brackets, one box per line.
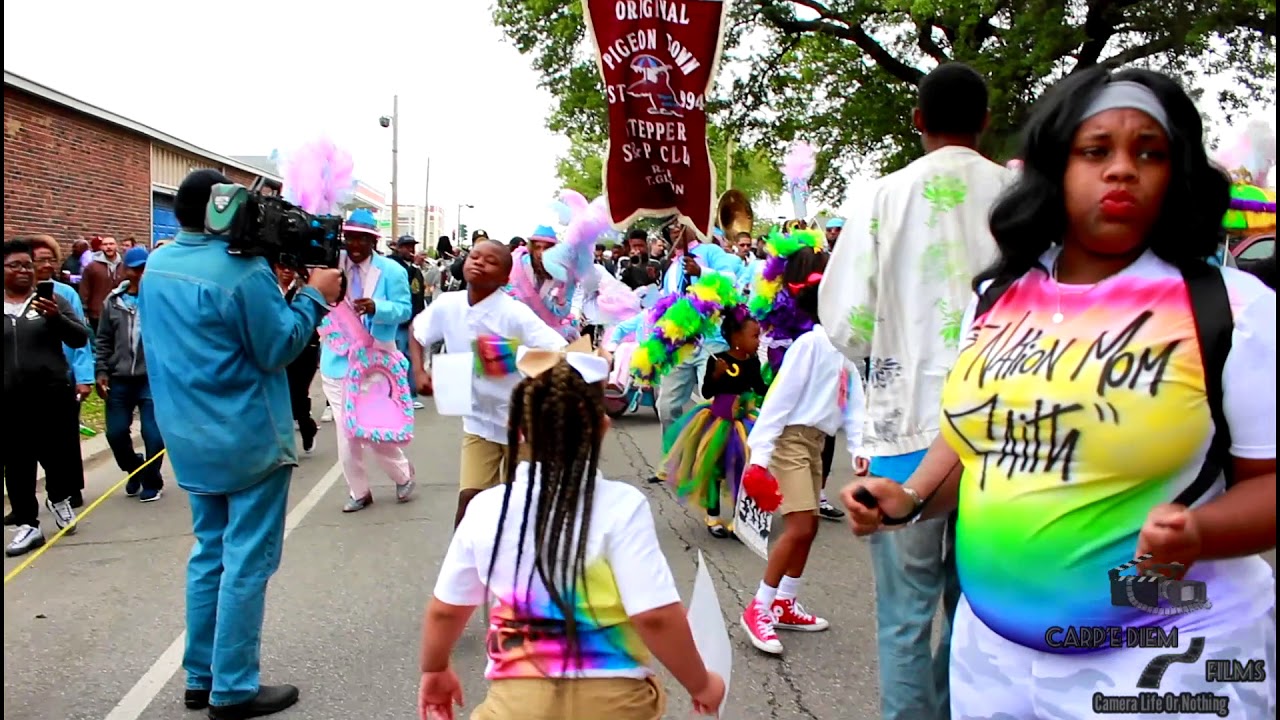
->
[175, 168, 231, 230]
[396, 234, 418, 247]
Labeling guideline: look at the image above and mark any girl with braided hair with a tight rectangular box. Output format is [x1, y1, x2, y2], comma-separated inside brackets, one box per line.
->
[417, 356, 726, 720]
[662, 305, 767, 539]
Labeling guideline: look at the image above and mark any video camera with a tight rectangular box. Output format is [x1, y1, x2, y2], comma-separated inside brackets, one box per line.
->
[204, 178, 344, 271]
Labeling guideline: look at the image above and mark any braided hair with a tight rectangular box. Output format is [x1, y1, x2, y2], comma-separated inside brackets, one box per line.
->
[484, 359, 608, 673]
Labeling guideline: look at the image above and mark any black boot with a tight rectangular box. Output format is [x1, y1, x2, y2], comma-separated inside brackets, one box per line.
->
[185, 689, 211, 709]
[207, 685, 299, 719]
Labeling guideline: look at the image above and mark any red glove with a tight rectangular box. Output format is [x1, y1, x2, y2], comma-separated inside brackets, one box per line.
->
[742, 465, 782, 513]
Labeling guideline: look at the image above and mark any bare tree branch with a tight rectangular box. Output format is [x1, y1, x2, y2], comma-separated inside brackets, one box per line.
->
[918, 20, 950, 62]
[755, 0, 926, 84]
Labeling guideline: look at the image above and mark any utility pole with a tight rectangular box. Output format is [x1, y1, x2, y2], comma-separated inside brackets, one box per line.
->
[725, 137, 735, 190]
[423, 156, 431, 245]
[390, 94, 400, 244]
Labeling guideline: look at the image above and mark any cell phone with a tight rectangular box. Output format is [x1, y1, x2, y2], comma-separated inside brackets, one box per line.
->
[36, 280, 55, 301]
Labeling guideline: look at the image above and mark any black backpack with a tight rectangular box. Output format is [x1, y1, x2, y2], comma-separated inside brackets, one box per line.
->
[973, 261, 1234, 506]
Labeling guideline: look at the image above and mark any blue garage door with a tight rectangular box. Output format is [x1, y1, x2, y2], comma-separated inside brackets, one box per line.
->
[153, 193, 180, 246]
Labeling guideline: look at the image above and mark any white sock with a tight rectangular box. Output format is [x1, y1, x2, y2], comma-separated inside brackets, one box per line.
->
[777, 575, 802, 602]
[819, 490, 828, 503]
[755, 581, 778, 607]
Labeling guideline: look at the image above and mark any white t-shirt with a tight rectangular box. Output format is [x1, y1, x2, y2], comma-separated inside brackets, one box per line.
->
[433, 462, 682, 680]
[944, 247, 1277, 652]
[411, 291, 566, 442]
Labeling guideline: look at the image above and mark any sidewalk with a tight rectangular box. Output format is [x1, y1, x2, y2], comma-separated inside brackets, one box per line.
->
[4, 422, 141, 497]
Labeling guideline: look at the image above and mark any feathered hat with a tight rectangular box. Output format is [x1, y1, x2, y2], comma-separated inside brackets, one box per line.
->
[749, 227, 826, 342]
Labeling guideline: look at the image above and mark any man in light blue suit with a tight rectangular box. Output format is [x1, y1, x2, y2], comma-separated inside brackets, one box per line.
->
[319, 209, 416, 513]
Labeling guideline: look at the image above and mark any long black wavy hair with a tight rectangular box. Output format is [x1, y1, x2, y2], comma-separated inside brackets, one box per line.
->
[977, 67, 1231, 290]
[485, 360, 607, 673]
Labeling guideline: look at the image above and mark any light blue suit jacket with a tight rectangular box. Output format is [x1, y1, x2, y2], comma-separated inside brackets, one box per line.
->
[53, 280, 94, 384]
[319, 253, 413, 380]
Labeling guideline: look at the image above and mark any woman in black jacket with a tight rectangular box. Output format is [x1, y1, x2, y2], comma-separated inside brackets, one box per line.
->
[274, 263, 321, 453]
[3, 239, 90, 556]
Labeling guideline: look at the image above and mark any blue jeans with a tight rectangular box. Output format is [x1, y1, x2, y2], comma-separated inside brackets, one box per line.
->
[656, 340, 728, 436]
[868, 451, 960, 720]
[104, 376, 165, 490]
[184, 467, 291, 705]
[395, 326, 417, 400]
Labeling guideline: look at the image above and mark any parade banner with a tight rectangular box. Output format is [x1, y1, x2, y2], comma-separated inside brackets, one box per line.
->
[583, 0, 730, 238]
[733, 492, 771, 561]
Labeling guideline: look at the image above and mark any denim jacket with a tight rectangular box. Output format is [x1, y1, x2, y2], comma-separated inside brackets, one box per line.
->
[138, 232, 329, 494]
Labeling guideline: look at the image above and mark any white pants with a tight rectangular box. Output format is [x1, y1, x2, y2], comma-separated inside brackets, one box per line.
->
[320, 375, 413, 500]
[950, 594, 1277, 719]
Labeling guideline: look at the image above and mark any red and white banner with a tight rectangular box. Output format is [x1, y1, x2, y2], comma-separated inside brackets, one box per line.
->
[583, 0, 730, 238]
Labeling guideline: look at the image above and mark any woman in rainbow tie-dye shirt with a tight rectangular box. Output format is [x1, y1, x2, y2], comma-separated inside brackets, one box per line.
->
[845, 67, 1276, 719]
[416, 356, 725, 720]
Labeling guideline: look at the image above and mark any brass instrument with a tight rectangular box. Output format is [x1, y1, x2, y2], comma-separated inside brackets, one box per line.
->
[716, 189, 755, 240]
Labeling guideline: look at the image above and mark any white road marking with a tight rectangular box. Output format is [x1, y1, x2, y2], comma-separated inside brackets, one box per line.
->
[102, 461, 345, 720]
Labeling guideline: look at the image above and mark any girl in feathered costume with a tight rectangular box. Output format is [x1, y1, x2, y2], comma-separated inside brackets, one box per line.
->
[506, 191, 640, 340]
[661, 304, 767, 538]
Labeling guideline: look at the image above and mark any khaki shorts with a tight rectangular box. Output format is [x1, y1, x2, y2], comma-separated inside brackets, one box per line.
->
[772, 425, 827, 515]
[471, 676, 666, 720]
[460, 434, 507, 492]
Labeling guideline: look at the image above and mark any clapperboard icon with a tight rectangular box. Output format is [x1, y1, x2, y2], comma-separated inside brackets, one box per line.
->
[1109, 554, 1209, 610]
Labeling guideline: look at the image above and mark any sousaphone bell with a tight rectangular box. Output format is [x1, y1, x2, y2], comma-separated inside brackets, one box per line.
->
[716, 189, 755, 241]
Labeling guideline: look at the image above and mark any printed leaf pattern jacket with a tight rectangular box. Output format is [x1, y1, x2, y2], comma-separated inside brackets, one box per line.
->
[818, 146, 1013, 456]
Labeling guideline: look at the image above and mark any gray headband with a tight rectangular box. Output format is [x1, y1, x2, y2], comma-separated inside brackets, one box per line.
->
[1080, 81, 1170, 133]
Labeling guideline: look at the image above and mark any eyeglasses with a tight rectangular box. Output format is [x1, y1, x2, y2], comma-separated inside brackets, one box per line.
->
[786, 272, 824, 293]
[4, 261, 35, 271]
[34, 257, 58, 266]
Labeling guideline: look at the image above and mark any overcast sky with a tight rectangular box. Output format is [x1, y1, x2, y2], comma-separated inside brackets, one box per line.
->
[3, 0, 569, 242]
[4, 1, 1273, 242]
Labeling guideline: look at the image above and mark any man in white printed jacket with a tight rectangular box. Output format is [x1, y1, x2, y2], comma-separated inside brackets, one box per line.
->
[817, 62, 1013, 720]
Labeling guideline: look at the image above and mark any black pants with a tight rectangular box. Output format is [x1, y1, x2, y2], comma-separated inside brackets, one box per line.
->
[3, 383, 81, 526]
[287, 344, 320, 443]
[821, 434, 836, 487]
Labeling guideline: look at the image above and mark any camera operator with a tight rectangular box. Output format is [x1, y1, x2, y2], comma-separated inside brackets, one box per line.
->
[137, 169, 342, 719]
[619, 229, 665, 289]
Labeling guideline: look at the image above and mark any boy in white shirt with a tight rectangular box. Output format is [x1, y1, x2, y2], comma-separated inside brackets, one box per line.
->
[738, 248, 869, 656]
[409, 240, 567, 527]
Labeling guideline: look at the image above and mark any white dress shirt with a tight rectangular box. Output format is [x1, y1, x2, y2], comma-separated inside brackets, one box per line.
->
[747, 324, 868, 469]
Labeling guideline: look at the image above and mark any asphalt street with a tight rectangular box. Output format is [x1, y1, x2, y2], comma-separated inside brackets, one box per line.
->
[15, 395, 1271, 720]
[3, 395, 889, 720]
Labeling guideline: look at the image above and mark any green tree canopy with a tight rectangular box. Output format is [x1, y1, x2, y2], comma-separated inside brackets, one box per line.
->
[495, 0, 1275, 205]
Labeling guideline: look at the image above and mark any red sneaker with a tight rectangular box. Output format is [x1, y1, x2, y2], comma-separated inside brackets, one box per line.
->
[771, 598, 830, 632]
[740, 599, 783, 654]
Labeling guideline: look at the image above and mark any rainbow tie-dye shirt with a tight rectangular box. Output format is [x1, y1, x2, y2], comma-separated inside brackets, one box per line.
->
[941, 249, 1277, 653]
[433, 462, 682, 678]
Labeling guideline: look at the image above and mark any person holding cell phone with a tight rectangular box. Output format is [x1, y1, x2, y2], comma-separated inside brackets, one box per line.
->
[3, 239, 91, 557]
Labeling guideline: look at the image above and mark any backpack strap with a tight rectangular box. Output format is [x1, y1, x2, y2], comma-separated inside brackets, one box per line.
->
[974, 262, 1047, 318]
[1172, 262, 1235, 507]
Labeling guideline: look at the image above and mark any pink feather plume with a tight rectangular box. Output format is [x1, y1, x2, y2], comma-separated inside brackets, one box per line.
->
[1216, 119, 1276, 185]
[280, 139, 357, 215]
[558, 189, 590, 219]
[781, 141, 817, 184]
[564, 195, 614, 250]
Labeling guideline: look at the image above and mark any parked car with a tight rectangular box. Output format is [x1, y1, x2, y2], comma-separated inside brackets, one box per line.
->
[1231, 232, 1275, 262]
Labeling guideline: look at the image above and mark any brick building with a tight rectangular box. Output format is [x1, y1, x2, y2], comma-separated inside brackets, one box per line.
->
[3, 70, 279, 253]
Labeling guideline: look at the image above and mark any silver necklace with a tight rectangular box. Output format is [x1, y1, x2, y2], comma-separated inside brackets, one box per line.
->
[1050, 257, 1065, 324]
